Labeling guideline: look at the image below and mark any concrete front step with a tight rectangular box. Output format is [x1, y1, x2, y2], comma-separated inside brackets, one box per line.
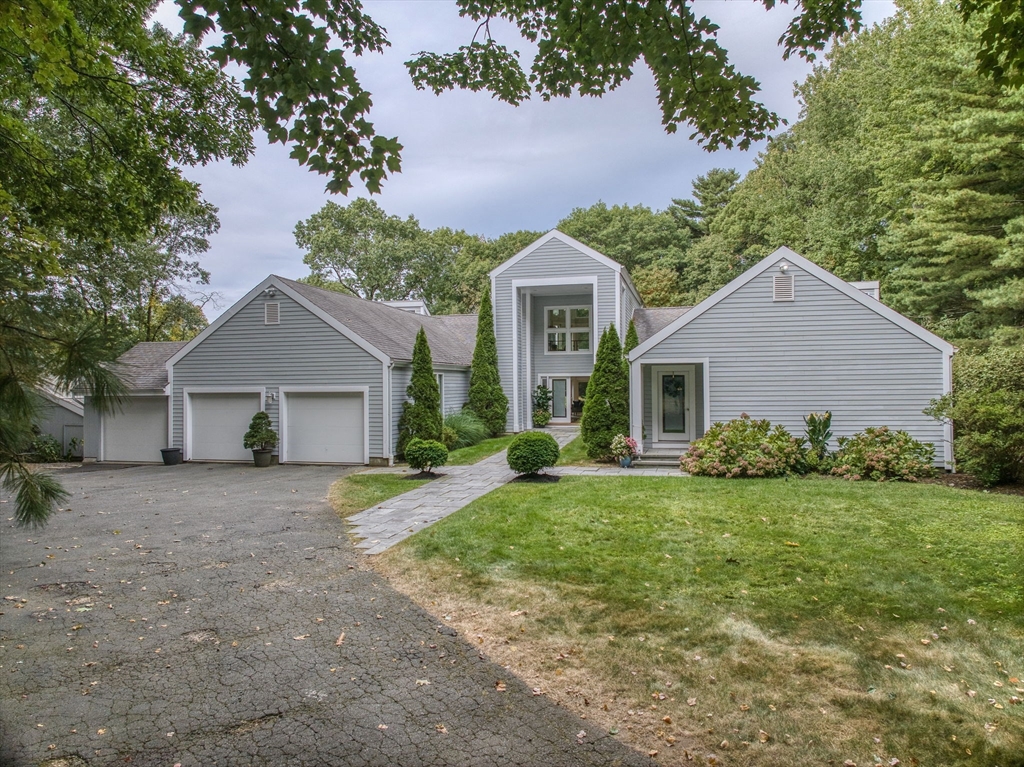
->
[633, 458, 682, 468]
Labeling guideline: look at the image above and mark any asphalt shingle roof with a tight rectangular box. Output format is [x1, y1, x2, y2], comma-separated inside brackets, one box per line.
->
[279, 278, 477, 365]
[632, 306, 692, 342]
[113, 342, 187, 390]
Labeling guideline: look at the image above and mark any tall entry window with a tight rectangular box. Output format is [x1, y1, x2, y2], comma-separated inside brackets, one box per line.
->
[546, 306, 590, 353]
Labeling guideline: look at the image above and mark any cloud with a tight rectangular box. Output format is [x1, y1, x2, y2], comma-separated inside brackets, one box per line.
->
[155, 0, 895, 316]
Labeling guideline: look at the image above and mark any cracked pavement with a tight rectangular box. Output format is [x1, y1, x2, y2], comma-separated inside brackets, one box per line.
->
[0, 463, 653, 767]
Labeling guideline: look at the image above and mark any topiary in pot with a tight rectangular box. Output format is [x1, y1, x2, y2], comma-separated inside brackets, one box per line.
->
[507, 431, 560, 475]
[405, 438, 449, 476]
[243, 411, 278, 467]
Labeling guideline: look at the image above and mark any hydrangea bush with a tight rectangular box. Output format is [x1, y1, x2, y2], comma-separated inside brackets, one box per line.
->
[831, 427, 934, 482]
[680, 415, 803, 478]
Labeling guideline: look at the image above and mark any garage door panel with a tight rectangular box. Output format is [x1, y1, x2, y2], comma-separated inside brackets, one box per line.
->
[285, 392, 364, 464]
[190, 393, 261, 461]
[103, 397, 167, 463]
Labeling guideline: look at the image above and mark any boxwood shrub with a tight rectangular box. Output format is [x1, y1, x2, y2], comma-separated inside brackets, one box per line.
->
[680, 415, 803, 478]
[405, 438, 449, 474]
[831, 427, 934, 482]
[507, 431, 560, 475]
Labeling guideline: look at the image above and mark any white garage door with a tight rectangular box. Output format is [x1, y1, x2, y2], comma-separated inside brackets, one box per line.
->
[103, 397, 167, 463]
[189, 392, 262, 461]
[283, 392, 365, 464]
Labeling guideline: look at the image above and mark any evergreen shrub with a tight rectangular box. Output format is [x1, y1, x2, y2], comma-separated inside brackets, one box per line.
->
[405, 438, 448, 474]
[580, 326, 629, 459]
[242, 411, 278, 451]
[467, 289, 508, 435]
[831, 427, 935, 482]
[680, 415, 802, 478]
[507, 431, 560, 474]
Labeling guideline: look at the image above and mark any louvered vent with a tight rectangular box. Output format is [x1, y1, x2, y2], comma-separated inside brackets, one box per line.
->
[264, 302, 280, 324]
[773, 275, 795, 302]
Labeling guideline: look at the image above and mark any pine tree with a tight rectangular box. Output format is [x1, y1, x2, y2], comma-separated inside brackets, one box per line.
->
[623, 318, 640, 355]
[581, 324, 630, 459]
[398, 327, 442, 456]
[467, 288, 508, 435]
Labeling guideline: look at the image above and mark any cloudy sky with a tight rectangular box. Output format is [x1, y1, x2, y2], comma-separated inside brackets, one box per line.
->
[153, 0, 896, 317]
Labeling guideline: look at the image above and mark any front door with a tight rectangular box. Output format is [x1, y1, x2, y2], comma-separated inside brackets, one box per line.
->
[653, 367, 694, 444]
[550, 378, 569, 423]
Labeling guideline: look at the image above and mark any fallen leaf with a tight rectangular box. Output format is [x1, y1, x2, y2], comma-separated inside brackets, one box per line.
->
[293, 634, 310, 641]
[739, 704, 750, 711]
[844, 761, 857, 767]
[687, 697, 697, 706]
[335, 632, 345, 646]
[784, 541, 800, 547]
[377, 724, 388, 730]
[495, 681, 507, 692]
[758, 730, 770, 743]
[435, 724, 447, 733]
[416, 679, 430, 686]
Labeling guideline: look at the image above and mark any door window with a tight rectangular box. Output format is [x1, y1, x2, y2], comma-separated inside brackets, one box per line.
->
[661, 373, 686, 434]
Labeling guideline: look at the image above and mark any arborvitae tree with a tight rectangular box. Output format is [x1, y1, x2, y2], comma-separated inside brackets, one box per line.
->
[398, 327, 442, 456]
[623, 318, 640, 355]
[581, 324, 630, 459]
[467, 288, 508, 435]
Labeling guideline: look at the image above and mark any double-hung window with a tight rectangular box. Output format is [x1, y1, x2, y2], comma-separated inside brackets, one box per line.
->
[546, 306, 590, 353]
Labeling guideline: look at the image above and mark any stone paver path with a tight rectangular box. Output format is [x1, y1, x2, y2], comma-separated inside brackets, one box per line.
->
[348, 429, 685, 555]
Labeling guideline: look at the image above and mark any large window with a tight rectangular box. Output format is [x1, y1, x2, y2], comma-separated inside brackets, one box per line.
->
[546, 306, 590, 353]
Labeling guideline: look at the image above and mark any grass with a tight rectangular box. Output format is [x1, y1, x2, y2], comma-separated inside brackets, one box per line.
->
[377, 475, 1024, 767]
[329, 473, 430, 517]
[555, 435, 599, 466]
[447, 435, 515, 465]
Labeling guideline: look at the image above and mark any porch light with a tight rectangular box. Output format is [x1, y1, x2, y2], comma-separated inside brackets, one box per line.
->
[778, 262, 790, 273]
[264, 287, 277, 297]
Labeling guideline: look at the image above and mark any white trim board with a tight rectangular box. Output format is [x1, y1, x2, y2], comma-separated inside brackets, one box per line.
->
[278, 386, 370, 465]
[629, 247, 955, 359]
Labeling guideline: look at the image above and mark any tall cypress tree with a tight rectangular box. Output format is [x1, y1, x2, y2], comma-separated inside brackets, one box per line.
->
[398, 327, 442, 456]
[581, 324, 630, 459]
[623, 318, 640, 355]
[467, 288, 508, 435]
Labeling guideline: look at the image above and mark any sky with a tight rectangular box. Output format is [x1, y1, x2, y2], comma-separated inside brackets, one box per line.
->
[152, 0, 897, 317]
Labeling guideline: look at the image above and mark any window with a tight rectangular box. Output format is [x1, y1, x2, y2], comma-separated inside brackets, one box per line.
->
[546, 306, 590, 353]
[264, 302, 280, 324]
[435, 373, 445, 413]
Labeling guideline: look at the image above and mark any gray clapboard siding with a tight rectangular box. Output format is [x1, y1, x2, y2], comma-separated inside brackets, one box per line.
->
[636, 263, 946, 460]
[391, 365, 471, 449]
[494, 236, 619, 431]
[171, 293, 385, 459]
[391, 364, 411, 451]
[622, 281, 641, 338]
[442, 368, 471, 414]
[82, 398, 102, 460]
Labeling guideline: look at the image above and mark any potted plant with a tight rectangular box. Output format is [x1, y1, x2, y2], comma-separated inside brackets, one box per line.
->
[243, 411, 278, 467]
[610, 434, 638, 468]
[532, 384, 553, 427]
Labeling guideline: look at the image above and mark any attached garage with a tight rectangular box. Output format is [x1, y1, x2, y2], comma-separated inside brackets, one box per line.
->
[281, 389, 367, 464]
[101, 396, 168, 463]
[186, 391, 263, 462]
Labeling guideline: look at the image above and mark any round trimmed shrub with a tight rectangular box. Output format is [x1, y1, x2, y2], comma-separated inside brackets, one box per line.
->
[405, 438, 449, 473]
[507, 431, 560, 475]
[830, 427, 934, 482]
[680, 415, 803, 478]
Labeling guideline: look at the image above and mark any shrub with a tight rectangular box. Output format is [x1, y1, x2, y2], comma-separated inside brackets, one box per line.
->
[610, 434, 638, 460]
[443, 410, 489, 449]
[507, 431, 560, 475]
[926, 346, 1024, 485]
[831, 427, 934, 482]
[400, 328, 443, 449]
[467, 289, 508, 435]
[441, 425, 459, 450]
[405, 438, 448, 473]
[532, 409, 551, 427]
[680, 415, 803, 478]
[801, 411, 834, 473]
[242, 411, 278, 451]
[29, 433, 63, 463]
[581, 325, 629, 459]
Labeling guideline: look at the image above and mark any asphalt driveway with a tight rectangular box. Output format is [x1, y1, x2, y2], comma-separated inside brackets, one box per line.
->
[0, 463, 652, 767]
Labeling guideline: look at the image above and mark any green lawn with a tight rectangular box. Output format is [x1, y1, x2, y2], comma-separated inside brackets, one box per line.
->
[555, 435, 598, 465]
[329, 473, 429, 517]
[382, 475, 1024, 767]
[447, 435, 515, 465]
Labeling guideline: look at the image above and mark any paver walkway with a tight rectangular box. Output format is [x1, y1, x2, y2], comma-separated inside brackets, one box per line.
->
[348, 429, 685, 555]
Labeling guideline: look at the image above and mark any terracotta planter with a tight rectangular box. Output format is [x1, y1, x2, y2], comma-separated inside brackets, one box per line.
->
[252, 449, 273, 468]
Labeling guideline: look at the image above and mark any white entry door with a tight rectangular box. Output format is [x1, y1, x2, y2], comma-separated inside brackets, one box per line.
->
[549, 378, 570, 423]
[188, 392, 262, 461]
[653, 367, 695, 444]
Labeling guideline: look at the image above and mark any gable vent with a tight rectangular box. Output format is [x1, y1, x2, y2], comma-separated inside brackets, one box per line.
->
[264, 302, 280, 324]
[773, 274, 795, 302]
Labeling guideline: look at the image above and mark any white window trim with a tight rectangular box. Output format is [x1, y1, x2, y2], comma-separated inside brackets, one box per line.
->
[278, 386, 369, 465]
[435, 373, 445, 414]
[544, 304, 592, 355]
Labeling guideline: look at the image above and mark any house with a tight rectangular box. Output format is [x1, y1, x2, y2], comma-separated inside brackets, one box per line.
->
[84, 232, 953, 467]
[33, 385, 85, 459]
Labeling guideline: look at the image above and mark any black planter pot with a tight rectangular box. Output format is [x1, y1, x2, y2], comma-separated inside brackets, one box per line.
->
[252, 449, 273, 468]
[160, 447, 182, 466]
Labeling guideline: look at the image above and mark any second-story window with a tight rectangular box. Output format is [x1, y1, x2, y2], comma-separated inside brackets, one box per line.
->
[546, 306, 590, 353]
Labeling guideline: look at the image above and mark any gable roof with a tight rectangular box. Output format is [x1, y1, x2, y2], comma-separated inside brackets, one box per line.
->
[166, 276, 477, 371]
[632, 306, 692, 342]
[629, 247, 955, 359]
[114, 341, 188, 391]
[489, 230, 626, 278]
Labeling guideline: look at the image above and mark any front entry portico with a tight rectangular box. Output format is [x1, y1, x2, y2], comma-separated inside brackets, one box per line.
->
[630, 359, 709, 455]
